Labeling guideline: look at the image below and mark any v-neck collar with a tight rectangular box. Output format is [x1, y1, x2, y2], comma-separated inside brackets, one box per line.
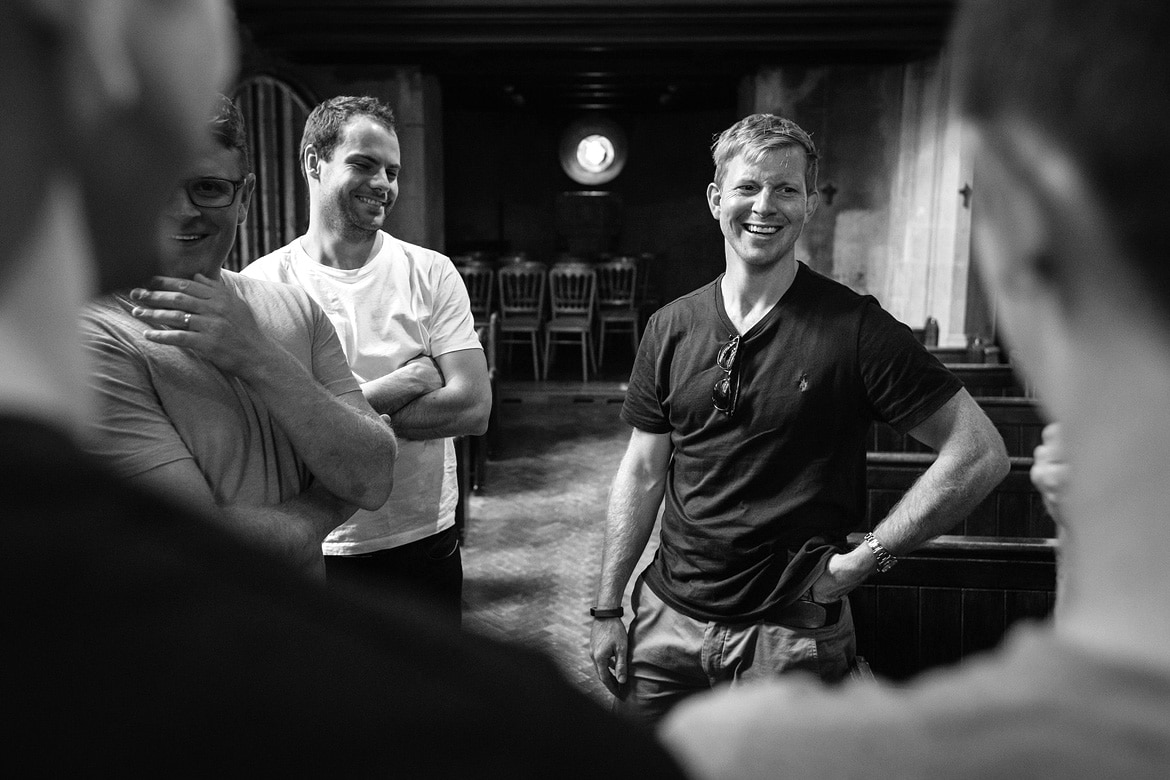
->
[713, 261, 806, 341]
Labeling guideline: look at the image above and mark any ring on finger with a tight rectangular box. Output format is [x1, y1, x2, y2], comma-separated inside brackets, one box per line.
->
[182, 312, 192, 330]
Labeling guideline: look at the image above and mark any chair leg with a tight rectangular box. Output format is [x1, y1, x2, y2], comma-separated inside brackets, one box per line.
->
[598, 320, 607, 369]
[534, 332, 543, 382]
[580, 332, 589, 382]
[545, 329, 554, 381]
[486, 385, 499, 458]
[455, 435, 470, 540]
[472, 434, 486, 493]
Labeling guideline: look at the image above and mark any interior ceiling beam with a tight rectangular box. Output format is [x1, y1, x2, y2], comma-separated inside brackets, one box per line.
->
[235, 1, 956, 61]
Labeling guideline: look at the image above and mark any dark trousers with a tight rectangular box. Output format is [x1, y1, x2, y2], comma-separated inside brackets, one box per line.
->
[324, 524, 463, 627]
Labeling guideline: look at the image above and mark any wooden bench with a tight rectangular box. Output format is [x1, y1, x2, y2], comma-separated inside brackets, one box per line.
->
[857, 413, 1058, 679]
[866, 452, 1054, 538]
[980, 396, 1048, 458]
[870, 396, 1048, 458]
[946, 363, 1030, 397]
[926, 342, 1007, 364]
[847, 533, 1057, 680]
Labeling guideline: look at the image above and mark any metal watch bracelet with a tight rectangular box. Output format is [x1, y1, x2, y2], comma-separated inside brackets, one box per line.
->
[864, 532, 898, 573]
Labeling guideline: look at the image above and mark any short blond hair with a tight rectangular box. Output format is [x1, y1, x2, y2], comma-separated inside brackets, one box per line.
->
[711, 114, 818, 191]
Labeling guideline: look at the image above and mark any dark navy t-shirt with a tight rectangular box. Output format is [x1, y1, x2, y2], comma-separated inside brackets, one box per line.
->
[622, 263, 962, 622]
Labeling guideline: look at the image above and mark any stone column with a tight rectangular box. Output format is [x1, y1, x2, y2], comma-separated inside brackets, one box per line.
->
[346, 70, 445, 252]
[883, 51, 976, 347]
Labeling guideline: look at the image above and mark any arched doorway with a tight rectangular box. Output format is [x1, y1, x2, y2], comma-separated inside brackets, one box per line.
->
[229, 75, 315, 270]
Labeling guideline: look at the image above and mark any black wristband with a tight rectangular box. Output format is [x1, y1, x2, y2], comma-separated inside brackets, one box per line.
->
[589, 606, 624, 619]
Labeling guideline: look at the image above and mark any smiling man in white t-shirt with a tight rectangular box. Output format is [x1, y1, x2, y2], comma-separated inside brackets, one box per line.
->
[244, 95, 490, 624]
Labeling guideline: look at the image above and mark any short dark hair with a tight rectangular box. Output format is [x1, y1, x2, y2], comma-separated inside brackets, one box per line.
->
[952, 0, 1170, 306]
[210, 93, 251, 175]
[299, 95, 396, 177]
[711, 114, 818, 192]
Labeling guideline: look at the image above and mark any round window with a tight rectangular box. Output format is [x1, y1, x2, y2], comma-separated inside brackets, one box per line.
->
[576, 134, 615, 173]
[560, 117, 627, 185]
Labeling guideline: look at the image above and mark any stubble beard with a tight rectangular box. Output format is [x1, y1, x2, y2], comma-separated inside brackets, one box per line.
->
[324, 193, 381, 244]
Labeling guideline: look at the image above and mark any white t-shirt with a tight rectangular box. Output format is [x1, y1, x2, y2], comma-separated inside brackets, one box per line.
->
[243, 232, 482, 553]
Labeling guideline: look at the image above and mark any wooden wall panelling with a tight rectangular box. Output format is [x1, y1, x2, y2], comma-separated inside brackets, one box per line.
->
[848, 535, 1057, 680]
[960, 589, 1006, 658]
[874, 585, 920, 680]
[1006, 590, 1052, 625]
[851, 584, 879, 666]
[917, 586, 963, 671]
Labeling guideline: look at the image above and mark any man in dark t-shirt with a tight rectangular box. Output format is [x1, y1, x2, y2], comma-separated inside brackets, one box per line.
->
[590, 113, 1009, 724]
[663, 4, 1170, 776]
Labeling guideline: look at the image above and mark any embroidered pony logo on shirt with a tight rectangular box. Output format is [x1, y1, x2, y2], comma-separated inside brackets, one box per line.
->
[798, 372, 809, 392]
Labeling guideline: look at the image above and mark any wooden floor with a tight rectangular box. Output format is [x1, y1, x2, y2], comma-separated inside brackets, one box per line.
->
[460, 394, 655, 707]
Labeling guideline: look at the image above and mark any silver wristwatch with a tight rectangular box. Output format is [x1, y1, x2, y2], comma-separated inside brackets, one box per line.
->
[864, 532, 898, 573]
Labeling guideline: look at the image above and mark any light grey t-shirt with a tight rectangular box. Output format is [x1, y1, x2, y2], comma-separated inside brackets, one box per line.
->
[81, 270, 359, 506]
[661, 623, 1170, 779]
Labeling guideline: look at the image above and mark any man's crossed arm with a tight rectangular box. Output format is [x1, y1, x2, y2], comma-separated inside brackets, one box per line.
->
[130, 458, 355, 579]
[129, 273, 397, 509]
[361, 347, 491, 441]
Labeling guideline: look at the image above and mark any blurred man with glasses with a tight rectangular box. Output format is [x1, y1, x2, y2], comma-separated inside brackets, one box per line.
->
[0, 1, 686, 773]
[591, 113, 1008, 724]
[81, 94, 398, 578]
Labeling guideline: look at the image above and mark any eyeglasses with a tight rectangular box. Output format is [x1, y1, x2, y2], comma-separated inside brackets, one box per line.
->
[712, 334, 741, 416]
[181, 177, 246, 208]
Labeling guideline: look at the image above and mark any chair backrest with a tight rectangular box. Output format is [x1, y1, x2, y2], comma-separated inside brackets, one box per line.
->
[497, 261, 547, 320]
[457, 262, 494, 317]
[595, 258, 638, 309]
[637, 252, 658, 303]
[548, 265, 597, 319]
